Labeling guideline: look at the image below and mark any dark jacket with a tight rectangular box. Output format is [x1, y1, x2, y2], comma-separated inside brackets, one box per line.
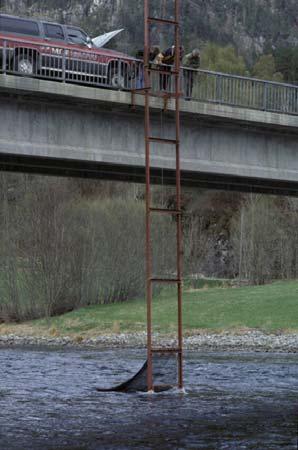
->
[183, 53, 200, 69]
[163, 46, 183, 65]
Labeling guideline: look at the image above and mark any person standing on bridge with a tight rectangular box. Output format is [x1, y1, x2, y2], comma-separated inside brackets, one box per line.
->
[183, 48, 201, 100]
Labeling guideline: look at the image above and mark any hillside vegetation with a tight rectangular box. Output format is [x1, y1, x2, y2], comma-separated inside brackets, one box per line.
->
[1, 280, 297, 336]
[0, 174, 298, 323]
[1, 0, 298, 81]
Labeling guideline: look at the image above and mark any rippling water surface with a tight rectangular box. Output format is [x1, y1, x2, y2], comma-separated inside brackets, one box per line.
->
[0, 348, 297, 449]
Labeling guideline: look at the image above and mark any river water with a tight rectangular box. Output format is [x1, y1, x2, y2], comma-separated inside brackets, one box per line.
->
[0, 348, 297, 449]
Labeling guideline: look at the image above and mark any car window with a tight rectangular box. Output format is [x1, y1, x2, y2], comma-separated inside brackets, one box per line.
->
[67, 26, 88, 45]
[0, 16, 39, 36]
[43, 23, 64, 40]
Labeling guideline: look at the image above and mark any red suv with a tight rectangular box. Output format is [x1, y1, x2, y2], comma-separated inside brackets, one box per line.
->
[0, 14, 137, 89]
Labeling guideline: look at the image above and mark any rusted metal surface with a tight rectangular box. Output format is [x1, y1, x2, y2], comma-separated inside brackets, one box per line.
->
[148, 17, 179, 25]
[151, 348, 182, 353]
[150, 278, 181, 284]
[144, 0, 153, 393]
[149, 208, 182, 215]
[143, 0, 183, 392]
[174, 0, 184, 391]
[148, 137, 178, 144]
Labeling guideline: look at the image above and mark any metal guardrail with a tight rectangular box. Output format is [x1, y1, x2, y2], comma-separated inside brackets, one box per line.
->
[0, 38, 138, 90]
[148, 65, 298, 115]
[1, 38, 298, 115]
[182, 67, 298, 115]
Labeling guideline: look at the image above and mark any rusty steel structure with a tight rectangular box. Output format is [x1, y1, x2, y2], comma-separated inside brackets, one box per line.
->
[143, 0, 183, 392]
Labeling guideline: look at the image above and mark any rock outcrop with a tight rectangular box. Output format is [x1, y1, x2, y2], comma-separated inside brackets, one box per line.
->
[1, 0, 298, 62]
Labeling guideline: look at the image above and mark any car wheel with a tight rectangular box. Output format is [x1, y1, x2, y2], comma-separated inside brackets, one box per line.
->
[16, 55, 35, 75]
[109, 68, 126, 89]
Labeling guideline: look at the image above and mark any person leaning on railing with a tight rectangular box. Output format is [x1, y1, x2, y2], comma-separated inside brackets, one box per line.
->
[135, 46, 163, 89]
[149, 46, 164, 91]
[150, 45, 163, 64]
[183, 48, 200, 100]
[161, 45, 184, 92]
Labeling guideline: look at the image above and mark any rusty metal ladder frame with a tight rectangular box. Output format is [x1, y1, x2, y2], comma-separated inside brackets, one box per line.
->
[143, 0, 183, 392]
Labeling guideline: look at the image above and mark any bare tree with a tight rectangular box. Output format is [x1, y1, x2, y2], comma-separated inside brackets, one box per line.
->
[231, 195, 298, 284]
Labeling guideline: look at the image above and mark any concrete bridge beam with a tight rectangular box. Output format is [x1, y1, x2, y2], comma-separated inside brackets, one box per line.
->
[0, 75, 298, 195]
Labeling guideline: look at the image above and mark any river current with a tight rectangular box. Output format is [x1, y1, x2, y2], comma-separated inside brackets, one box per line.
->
[0, 348, 297, 449]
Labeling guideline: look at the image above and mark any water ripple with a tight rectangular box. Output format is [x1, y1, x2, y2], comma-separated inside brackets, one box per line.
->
[0, 348, 297, 449]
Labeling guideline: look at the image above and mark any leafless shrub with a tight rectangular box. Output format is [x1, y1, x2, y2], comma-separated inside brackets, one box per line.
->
[0, 174, 177, 321]
[231, 195, 298, 284]
[74, 197, 176, 305]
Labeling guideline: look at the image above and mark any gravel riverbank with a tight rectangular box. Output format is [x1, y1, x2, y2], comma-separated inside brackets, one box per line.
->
[0, 330, 297, 352]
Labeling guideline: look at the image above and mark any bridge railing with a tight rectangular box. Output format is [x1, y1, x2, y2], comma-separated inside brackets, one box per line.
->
[0, 38, 139, 91]
[147, 64, 298, 115]
[182, 67, 298, 115]
[1, 38, 298, 115]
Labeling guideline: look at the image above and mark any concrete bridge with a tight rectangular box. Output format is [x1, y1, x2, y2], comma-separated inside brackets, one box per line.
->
[1, 74, 298, 195]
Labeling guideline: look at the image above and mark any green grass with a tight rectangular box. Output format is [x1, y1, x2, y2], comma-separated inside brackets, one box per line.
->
[4, 279, 296, 337]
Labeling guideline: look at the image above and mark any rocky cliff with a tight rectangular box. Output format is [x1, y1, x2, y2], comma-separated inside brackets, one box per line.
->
[0, 0, 298, 63]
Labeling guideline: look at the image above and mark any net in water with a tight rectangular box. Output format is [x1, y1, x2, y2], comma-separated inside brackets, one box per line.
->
[96, 353, 177, 393]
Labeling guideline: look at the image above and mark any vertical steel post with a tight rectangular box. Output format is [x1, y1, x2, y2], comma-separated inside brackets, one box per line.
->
[174, 0, 183, 390]
[144, 0, 153, 393]
[143, 0, 183, 392]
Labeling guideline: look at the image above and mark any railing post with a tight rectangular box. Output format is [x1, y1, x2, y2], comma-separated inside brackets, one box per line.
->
[263, 82, 268, 111]
[180, 67, 185, 98]
[2, 40, 7, 74]
[216, 74, 222, 102]
[62, 49, 66, 82]
[118, 58, 122, 90]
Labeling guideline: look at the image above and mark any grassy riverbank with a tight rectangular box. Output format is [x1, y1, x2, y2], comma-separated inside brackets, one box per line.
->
[0, 280, 297, 338]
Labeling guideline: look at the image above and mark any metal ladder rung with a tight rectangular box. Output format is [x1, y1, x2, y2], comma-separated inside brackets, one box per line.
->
[148, 66, 179, 75]
[131, 86, 151, 92]
[148, 137, 178, 144]
[151, 348, 182, 353]
[148, 17, 178, 26]
[150, 278, 181, 284]
[148, 91, 182, 99]
[149, 207, 182, 215]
